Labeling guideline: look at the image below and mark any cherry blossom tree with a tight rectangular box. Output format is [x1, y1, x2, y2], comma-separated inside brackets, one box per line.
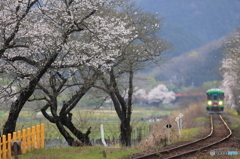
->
[147, 84, 175, 105]
[34, 67, 100, 146]
[0, 0, 133, 136]
[93, 0, 172, 146]
[34, 0, 134, 146]
[0, 0, 47, 135]
[221, 28, 240, 114]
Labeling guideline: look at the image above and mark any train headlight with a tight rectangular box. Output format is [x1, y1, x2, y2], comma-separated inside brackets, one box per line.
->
[207, 101, 212, 105]
[218, 101, 223, 105]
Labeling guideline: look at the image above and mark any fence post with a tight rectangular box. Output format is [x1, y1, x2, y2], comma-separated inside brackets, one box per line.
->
[22, 129, 26, 154]
[0, 124, 45, 159]
[100, 124, 107, 147]
[0, 136, 1, 159]
[36, 125, 40, 149]
[7, 133, 12, 158]
[31, 126, 36, 149]
[17, 131, 21, 142]
[12, 132, 16, 142]
[2, 135, 6, 159]
[27, 128, 31, 151]
[40, 124, 45, 149]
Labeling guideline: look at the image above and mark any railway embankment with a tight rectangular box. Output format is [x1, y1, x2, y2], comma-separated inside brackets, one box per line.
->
[135, 103, 209, 150]
[130, 105, 240, 159]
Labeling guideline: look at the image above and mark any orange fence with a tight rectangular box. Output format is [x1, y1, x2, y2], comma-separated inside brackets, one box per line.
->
[0, 123, 45, 159]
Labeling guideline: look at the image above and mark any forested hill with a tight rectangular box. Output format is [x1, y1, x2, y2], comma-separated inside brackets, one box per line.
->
[135, 0, 240, 57]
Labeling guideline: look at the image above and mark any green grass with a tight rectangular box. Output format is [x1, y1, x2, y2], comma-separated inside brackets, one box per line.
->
[223, 109, 240, 140]
[226, 108, 239, 117]
[0, 106, 171, 140]
[195, 117, 208, 122]
[181, 127, 202, 139]
[19, 146, 141, 159]
[3, 104, 240, 159]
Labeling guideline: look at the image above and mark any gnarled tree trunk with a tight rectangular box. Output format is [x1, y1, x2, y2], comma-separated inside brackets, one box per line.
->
[102, 68, 134, 146]
[3, 52, 59, 135]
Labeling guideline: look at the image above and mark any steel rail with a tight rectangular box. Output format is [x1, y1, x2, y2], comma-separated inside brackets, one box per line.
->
[133, 115, 213, 159]
[163, 114, 232, 159]
[133, 114, 232, 159]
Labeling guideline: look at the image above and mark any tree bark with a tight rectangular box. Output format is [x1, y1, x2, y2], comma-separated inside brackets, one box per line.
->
[104, 68, 133, 146]
[55, 120, 75, 146]
[117, 69, 133, 146]
[41, 83, 94, 146]
[42, 105, 92, 146]
[3, 52, 59, 135]
[60, 114, 92, 146]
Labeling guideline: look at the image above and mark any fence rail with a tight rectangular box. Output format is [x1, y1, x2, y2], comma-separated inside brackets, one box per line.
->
[0, 123, 45, 159]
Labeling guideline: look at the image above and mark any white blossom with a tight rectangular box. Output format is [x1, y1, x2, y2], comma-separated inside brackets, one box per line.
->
[0, 0, 133, 102]
[147, 84, 175, 104]
[221, 28, 240, 109]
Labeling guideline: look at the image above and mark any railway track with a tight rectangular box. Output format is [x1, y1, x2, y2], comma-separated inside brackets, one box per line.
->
[132, 114, 232, 159]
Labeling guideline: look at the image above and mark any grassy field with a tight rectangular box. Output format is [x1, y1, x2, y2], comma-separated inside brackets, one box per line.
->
[0, 104, 176, 141]
[0, 104, 177, 158]
[5, 103, 237, 158]
[15, 103, 211, 159]
[19, 146, 141, 159]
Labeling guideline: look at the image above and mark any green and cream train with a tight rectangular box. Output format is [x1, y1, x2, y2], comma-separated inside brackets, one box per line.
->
[206, 89, 225, 113]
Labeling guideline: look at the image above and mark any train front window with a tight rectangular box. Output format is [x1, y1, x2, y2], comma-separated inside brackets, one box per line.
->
[211, 93, 219, 100]
[207, 93, 224, 100]
[219, 93, 224, 100]
[213, 95, 217, 100]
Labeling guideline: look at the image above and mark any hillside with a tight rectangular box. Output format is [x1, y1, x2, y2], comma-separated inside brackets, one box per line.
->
[135, 0, 240, 57]
[160, 37, 224, 87]
[135, 0, 240, 87]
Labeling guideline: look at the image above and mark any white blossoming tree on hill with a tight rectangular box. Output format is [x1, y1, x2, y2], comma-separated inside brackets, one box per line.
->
[148, 84, 175, 105]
